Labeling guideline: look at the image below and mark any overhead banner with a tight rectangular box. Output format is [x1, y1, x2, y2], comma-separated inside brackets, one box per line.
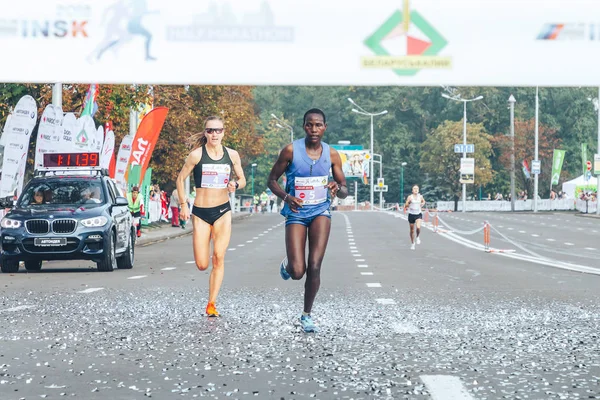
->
[0, 95, 38, 198]
[126, 107, 169, 186]
[0, 0, 599, 86]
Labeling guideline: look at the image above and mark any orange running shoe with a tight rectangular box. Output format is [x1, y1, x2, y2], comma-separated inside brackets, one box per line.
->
[205, 302, 219, 317]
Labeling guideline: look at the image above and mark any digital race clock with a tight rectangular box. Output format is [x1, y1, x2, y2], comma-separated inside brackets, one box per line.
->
[43, 152, 100, 168]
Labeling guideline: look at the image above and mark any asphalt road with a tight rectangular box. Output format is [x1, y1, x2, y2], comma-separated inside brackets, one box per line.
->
[1, 210, 600, 399]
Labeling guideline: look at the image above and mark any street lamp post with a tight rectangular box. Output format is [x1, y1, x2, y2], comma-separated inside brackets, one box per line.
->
[251, 163, 257, 197]
[400, 162, 407, 206]
[348, 98, 387, 211]
[441, 93, 483, 213]
[271, 113, 294, 143]
[508, 95, 516, 212]
[372, 154, 383, 208]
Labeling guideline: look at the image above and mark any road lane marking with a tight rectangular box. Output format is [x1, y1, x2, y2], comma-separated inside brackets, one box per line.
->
[564, 243, 575, 246]
[361, 272, 374, 276]
[547, 239, 555, 242]
[1, 305, 35, 312]
[350, 246, 357, 249]
[186, 261, 195, 264]
[228, 248, 236, 251]
[161, 267, 177, 271]
[246, 240, 253, 243]
[78, 288, 104, 293]
[366, 283, 381, 287]
[358, 264, 368, 268]
[237, 244, 245, 247]
[351, 250, 359, 253]
[375, 299, 396, 305]
[531, 234, 539, 237]
[421, 375, 475, 400]
[127, 275, 147, 280]
[353, 254, 362, 257]
[519, 230, 526, 233]
[356, 259, 365, 261]
[585, 247, 597, 251]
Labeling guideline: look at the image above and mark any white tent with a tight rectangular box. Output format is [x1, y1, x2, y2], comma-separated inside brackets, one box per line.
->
[561, 175, 598, 199]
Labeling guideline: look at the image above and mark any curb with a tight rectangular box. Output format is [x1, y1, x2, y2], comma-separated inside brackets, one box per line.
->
[136, 212, 252, 246]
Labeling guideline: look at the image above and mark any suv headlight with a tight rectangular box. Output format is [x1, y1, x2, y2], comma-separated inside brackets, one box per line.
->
[1, 218, 21, 229]
[80, 216, 109, 227]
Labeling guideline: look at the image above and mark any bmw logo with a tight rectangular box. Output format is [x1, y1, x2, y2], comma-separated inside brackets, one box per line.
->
[49, 215, 54, 219]
[30, 112, 35, 118]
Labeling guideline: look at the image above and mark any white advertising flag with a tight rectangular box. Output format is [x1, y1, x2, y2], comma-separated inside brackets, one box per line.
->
[101, 129, 115, 170]
[61, 113, 78, 153]
[115, 135, 133, 193]
[34, 104, 62, 169]
[95, 125, 104, 153]
[74, 115, 96, 152]
[0, 95, 38, 198]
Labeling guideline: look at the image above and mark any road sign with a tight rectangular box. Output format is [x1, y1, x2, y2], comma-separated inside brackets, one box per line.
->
[377, 178, 384, 187]
[454, 144, 475, 153]
[460, 157, 475, 184]
[586, 160, 592, 171]
[374, 185, 388, 192]
[532, 160, 541, 175]
[594, 154, 600, 175]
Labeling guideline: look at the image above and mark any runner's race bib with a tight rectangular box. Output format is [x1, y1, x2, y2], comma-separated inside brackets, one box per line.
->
[201, 164, 230, 189]
[295, 176, 328, 205]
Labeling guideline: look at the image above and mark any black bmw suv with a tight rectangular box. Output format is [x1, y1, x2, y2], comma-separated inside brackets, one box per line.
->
[0, 169, 135, 273]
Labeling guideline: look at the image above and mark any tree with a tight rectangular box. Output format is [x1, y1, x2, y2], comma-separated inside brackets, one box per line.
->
[420, 120, 493, 199]
[492, 119, 561, 197]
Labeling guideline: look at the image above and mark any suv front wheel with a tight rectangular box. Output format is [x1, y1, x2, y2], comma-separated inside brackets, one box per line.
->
[97, 233, 116, 272]
[1, 259, 19, 273]
[24, 260, 42, 271]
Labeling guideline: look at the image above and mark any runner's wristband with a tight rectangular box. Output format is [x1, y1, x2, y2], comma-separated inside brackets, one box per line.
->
[283, 194, 289, 202]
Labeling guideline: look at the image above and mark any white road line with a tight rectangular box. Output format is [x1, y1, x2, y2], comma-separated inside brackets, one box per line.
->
[350, 246, 357, 249]
[237, 244, 245, 247]
[366, 283, 381, 288]
[518, 230, 526, 233]
[161, 267, 177, 271]
[593, 230, 599, 233]
[546, 238, 555, 242]
[0, 305, 35, 312]
[360, 272, 374, 276]
[585, 247, 597, 251]
[185, 261, 195, 264]
[253, 237, 259, 239]
[127, 275, 147, 280]
[356, 259, 365, 261]
[258, 234, 264, 236]
[78, 288, 104, 293]
[375, 298, 396, 305]
[507, 227, 514, 230]
[564, 242, 575, 246]
[577, 228, 584, 231]
[353, 254, 362, 257]
[531, 234, 539, 237]
[357, 264, 368, 268]
[351, 250, 359, 253]
[421, 375, 475, 400]
[246, 240, 253, 243]
[348, 235, 354, 238]
[228, 248, 236, 251]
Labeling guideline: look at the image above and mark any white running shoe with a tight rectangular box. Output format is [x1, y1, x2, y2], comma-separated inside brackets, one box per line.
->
[416, 237, 421, 245]
[410, 243, 416, 250]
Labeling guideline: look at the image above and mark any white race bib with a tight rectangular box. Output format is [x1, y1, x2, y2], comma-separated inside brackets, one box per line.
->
[201, 164, 231, 189]
[295, 176, 328, 205]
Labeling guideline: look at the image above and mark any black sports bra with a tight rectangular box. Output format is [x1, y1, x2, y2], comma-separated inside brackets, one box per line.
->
[193, 145, 233, 189]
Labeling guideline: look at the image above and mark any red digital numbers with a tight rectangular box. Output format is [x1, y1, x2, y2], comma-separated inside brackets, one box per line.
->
[43, 153, 101, 168]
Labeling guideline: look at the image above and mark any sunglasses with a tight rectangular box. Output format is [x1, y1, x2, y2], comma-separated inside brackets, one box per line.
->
[205, 128, 224, 134]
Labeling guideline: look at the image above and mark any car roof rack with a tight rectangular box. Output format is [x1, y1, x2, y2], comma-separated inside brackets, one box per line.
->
[34, 167, 110, 178]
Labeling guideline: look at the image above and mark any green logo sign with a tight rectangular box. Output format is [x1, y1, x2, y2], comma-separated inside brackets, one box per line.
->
[76, 129, 88, 145]
[363, 10, 450, 76]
